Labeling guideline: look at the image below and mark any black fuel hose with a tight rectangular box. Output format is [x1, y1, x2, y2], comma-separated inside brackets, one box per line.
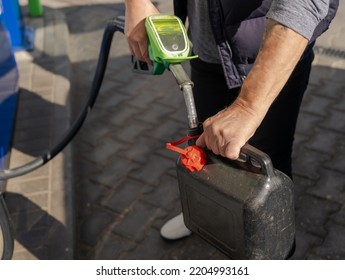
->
[0, 193, 14, 260]
[0, 17, 125, 180]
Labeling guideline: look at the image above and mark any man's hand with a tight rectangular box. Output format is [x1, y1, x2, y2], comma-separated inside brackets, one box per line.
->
[125, 0, 159, 65]
[196, 99, 262, 159]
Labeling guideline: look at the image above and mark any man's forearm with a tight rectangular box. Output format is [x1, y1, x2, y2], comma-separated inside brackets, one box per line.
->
[234, 19, 309, 121]
[125, 0, 153, 8]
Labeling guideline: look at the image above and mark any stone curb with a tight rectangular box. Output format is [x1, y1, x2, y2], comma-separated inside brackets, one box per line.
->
[8, 7, 75, 259]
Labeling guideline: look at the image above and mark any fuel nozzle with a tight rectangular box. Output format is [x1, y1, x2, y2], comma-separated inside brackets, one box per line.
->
[169, 63, 203, 146]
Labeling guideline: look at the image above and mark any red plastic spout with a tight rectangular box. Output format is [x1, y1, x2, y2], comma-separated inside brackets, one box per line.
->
[166, 136, 206, 172]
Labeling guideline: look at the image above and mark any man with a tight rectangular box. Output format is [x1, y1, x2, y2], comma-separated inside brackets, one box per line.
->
[124, 0, 339, 240]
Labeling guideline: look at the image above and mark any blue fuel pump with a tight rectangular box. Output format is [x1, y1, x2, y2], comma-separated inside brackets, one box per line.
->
[0, 0, 34, 50]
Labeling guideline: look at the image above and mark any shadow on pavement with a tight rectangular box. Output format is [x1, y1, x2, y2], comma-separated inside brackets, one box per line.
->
[4, 192, 70, 259]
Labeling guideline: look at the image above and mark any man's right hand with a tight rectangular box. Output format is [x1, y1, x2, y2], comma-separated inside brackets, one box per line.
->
[125, 0, 159, 65]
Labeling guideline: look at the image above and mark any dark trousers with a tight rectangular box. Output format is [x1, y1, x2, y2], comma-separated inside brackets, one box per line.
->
[190, 52, 314, 178]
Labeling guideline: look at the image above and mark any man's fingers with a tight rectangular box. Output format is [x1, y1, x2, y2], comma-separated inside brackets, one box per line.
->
[223, 142, 241, 160]
[138, 39, 151, 65]
[196, 133, 206, 147]
[197, 130, 244, 160]
[197, 133, 222, 156]
[129, 40, 150, 65]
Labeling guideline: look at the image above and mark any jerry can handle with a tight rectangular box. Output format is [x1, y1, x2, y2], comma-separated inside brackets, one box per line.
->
[239, 144, 275, 179]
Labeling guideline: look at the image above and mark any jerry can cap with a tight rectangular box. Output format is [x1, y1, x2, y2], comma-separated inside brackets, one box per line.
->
[166, 135, 206, 172]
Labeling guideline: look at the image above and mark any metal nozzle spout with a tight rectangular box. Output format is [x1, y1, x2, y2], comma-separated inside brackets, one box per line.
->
[169, 64, 199, 129]
[181, 84, 199, 128]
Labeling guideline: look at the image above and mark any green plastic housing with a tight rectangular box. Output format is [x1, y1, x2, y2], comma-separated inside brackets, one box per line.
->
[145, 14, 197, 74]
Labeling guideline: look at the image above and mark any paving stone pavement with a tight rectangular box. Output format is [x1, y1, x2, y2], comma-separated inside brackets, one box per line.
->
[4, 0, 345, 259]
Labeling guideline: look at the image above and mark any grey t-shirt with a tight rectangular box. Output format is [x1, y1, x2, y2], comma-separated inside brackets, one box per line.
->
[187, 1, 221, 64]
[187, 0, 330, 64]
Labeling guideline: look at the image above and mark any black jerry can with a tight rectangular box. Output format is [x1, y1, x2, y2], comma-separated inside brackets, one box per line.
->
[176, 144, 295, 260]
